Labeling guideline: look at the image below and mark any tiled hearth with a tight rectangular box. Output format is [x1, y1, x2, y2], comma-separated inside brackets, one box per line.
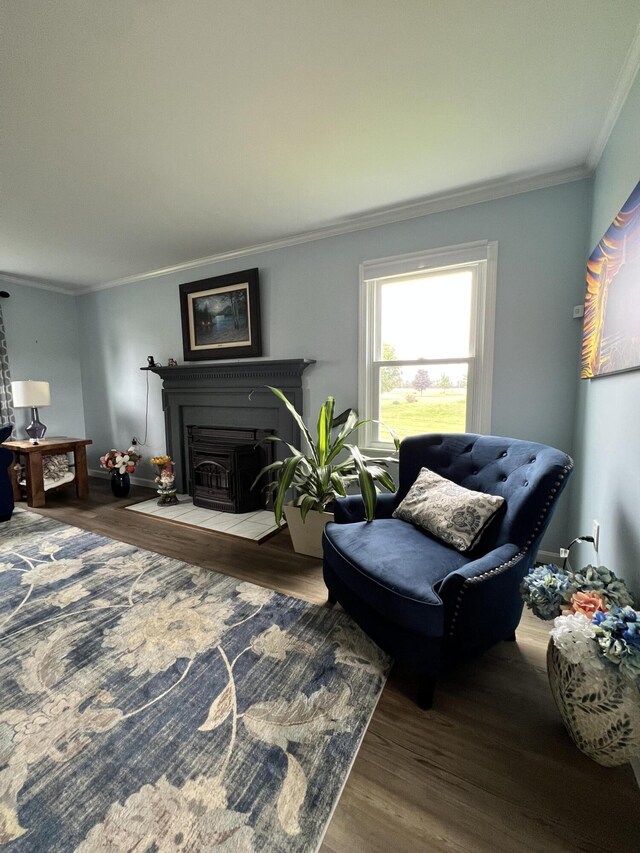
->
[125, 495, 280, 542]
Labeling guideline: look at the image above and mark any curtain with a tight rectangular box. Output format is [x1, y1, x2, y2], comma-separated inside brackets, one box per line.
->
[0, 303, 15, 430]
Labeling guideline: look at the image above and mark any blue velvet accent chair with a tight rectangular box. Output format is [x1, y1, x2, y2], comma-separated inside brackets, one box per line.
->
[0, 424, 15, 522]
[322, 433, 573, 708]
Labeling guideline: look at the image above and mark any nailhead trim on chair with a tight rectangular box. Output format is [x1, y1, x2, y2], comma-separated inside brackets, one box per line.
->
[464, 551, 525, 585]
[448, 459, 573, 638]
[448, 552, 525, 636]
[449, 586, 466, 635]
[523, 461, 573, 550]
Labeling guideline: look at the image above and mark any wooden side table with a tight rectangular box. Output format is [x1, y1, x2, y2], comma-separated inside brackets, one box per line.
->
[2, 437, 92, 508]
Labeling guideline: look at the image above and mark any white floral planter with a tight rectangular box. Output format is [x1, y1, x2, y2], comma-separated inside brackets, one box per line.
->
[547, 640, 640, 766]
[283, 505, 333, 559]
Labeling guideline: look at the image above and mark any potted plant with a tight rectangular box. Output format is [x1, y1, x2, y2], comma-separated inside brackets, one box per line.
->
[255, 386, 398, 558]
[521, 563, 640, 766]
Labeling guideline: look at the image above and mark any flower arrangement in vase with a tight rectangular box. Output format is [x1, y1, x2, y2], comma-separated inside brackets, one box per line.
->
[521, 563, 640, 765]
[100, 447, 142, 498]
[151, 455, 178, 506]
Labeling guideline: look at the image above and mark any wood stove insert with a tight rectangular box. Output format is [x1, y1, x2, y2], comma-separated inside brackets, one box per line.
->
[187, 425, 273, 513]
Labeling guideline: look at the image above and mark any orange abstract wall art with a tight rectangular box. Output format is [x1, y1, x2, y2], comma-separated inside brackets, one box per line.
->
[581, 181, 640, 379]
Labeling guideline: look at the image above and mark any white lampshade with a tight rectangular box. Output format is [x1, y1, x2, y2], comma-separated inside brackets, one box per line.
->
[12, 380, 51, 408]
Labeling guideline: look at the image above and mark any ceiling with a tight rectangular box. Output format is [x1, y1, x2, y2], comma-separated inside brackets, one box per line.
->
[2, 1, 640, 292]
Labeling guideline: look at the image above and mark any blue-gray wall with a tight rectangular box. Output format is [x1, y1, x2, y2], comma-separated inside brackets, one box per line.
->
[76, 179, 592, 551]
[568, 71, 640, 594]
[6, 70, 639, 573]
[0, 281, 86, 439]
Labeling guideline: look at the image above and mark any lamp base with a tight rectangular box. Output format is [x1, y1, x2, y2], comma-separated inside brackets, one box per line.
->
[25, 407, 47, 444]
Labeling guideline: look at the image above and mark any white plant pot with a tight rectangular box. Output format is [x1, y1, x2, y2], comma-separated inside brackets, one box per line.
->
[283, 504, 334, 559]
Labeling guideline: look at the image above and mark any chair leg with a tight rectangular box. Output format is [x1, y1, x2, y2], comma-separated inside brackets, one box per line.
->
[505, 631, 517, 642]
[417, 676, 436, 710]
[326, 591, 337, 606]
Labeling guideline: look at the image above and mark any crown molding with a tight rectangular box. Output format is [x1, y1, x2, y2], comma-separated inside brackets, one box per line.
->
[0, 273, 77, 296]
[9, 22, 640, 304]
[81, 163, 591, 295]
[586, 22, 640, 170]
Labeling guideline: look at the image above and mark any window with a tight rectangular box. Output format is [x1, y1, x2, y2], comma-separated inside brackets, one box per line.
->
[358, 241, 497, 450]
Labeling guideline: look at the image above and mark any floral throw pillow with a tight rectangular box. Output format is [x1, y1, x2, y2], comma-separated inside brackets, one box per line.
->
[392, 467, 505, 552]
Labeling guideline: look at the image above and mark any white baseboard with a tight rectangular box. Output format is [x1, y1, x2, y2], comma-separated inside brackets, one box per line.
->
[536, 549, 562, 567]
[89, 468, 156, 489]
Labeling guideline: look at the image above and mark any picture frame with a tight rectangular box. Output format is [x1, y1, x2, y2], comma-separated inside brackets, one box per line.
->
[179, 268, 262, 361]
[581, 181, 640, 379]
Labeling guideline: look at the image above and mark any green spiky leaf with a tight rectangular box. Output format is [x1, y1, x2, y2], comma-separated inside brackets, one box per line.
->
[251, 460, 283, 490]
[298, 494, 323, 522]
[265, 386, 317, 461]
[316, 396, 335, 465]
[273, 455, 305, 525]
[347, 444, 378, 522]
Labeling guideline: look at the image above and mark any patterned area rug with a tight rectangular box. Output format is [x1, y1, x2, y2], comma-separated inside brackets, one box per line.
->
[0, 512, 390, 851]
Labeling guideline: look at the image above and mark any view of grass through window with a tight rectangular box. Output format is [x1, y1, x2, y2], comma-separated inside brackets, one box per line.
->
[374, 269, 473, 441]
[379, 362, 468, 440]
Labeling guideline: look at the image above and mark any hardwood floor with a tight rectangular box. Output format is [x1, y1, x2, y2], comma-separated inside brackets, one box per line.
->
[15, 479, 640, 852]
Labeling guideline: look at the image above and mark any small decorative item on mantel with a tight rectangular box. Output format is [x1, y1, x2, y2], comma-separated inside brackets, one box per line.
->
[521, 563, 640, 766]
[151, 455, 179, 506]
[100, 447, 142, 498]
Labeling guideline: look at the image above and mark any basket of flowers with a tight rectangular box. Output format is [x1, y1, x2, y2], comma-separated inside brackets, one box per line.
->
[521, 563, 640, 766]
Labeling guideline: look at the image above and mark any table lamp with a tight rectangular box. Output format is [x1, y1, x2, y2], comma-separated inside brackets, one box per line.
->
[11, 380, 51, 443]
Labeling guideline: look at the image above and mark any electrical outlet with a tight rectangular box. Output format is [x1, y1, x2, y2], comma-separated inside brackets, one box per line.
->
[592, 519, 600, 552]
[573, 304, 585, 319]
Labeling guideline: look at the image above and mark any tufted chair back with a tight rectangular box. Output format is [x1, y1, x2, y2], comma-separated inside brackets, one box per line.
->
[0, 423, 15, 521]
[398, 433, 573, 555]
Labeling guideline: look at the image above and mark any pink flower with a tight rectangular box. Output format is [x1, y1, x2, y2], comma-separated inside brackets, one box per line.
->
[570, 590, 607, 619]
[106, 460, 113, 468]
[126, 465, 135, 473]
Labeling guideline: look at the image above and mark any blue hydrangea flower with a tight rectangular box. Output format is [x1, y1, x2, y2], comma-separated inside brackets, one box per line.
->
[592, 606, 640, 683]
[621, 609, 640, 649]
[520, 564, 572, 620]
[570, 564, 633, 608]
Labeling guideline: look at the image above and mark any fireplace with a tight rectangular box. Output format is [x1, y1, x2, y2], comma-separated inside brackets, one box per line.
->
[146, 359, 315, 495]
[188, 425, 272, 513]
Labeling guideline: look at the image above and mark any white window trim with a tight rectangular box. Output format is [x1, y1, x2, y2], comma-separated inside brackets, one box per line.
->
[358, 240, 497, 452]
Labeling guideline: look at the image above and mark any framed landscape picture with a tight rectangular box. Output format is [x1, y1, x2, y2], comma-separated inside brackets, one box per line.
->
[581, 181, 640, 379]
[179, 268, 262, 361]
